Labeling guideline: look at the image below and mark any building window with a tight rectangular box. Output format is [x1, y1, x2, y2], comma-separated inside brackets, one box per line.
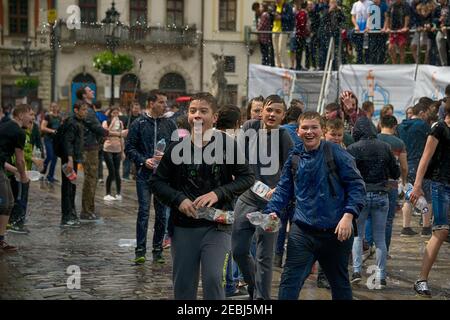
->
[9, 0, 28, 35]
[79, 0, 97, 23]
[226, 85, 238, 105]
[224, 56, 236, 73]
[130, 0, 147, 26]
[167, 0, 184, 26]
[219, 0, 236, 31]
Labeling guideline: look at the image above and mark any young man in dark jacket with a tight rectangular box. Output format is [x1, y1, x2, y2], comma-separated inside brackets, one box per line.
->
[60, 101, 88, 227]
[150, 93, 254, 300]
[347, 116, 400, 289]
[265, 111, 366, 300]
[125, 90, 178, 265]
[232, 95, 294, 300]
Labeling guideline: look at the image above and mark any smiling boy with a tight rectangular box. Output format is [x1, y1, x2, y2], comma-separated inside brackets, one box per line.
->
[150, 92, 254, 300]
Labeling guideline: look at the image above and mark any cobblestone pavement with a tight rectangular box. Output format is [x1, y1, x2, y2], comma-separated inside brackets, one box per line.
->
[0, 169, 449, 300]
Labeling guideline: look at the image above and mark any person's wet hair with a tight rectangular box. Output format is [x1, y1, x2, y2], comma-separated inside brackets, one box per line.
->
[285, 105, 303, 123]
[189, 92, 219, 113]
[380, 115, 398, 129]
[246, 95, 264, 120]
[325, 118, 344, 132]
[216, 104, 241, 130]
[263, 95, 287, 110]
[298, 111, 324, 127]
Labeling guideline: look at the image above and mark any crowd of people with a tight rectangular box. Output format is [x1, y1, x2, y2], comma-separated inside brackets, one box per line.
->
[252, 0, 450, 69]
[0, 83, 449, 300]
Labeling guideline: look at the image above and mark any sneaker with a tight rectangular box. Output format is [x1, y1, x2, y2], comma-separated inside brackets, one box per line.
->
[273, 254, 283, 268]
[103, 195, 116, 201]
[134, 256, 146, 265]
[79, 213, 99, 221]
[317, 275, 331, 289]
[400, 227, 418, 237]
[152, 251, 165, 264]
[61, 219, 81, 227]
[414, 280, 431, 298]
[115, 194, 122, 201]
[351, 272, 362, 284]
[0, 240, 18, 252]
[226, 286, 249, 298]
[8, 224, 30, 234]
[421, 227, 432, 237]
[98, 179, 104, 184]
[162, 238, 171, 249]
[374, 279, 387, 290]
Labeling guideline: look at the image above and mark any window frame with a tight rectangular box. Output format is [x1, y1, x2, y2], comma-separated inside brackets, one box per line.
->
[219, 0, 237, 32]
[130, 0, 148, 26]
[79, 0, 97, 23]
[166, 0, 184, 27]
[9, 0, 28, 35]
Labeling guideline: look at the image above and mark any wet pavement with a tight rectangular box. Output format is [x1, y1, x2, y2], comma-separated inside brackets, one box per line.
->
[0, 168, 449, 300]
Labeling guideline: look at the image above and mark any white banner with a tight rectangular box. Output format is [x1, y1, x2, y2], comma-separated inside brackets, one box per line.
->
[248, 64, 337, 109]
[339, 64, 417, 121]
[414, 65, 450, 103]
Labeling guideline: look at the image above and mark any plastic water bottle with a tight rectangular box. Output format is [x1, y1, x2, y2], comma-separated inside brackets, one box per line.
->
[153, 138, 166, 173]
[62, 163, 77, 184]
[32, 146, 42, 159]
[246, 211, 280, 233]
[196, 207, 234, 224]
[404, 183, 429, 214]
[118, 239, 136, 247]
[251, 181, 271, 200]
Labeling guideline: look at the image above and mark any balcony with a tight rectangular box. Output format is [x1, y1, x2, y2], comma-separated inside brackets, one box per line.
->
[56, 22, 200, 48]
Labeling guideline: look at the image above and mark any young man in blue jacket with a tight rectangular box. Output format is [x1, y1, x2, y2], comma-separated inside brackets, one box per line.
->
[125, 90, 178, 265]
[265, 111, 366, 300]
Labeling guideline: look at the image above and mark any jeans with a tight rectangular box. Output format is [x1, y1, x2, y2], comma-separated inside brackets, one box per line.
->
[305, 35, 318, 68]
[225, 253, 237, 295]
[8, 176, 30, 227]
[43, 137, 57, 182]
[353, 192, 389, 280]
[260, 42, 274, 66]
[352, 32, 366, 64]
[104, 152, 121, 195]
[366, 187, 397, 252]
[122, 157, 131, 179]
[368, 33, 387, 64]
[61, 159, 78, 223]
[295, 37, 307, 70]
[431, 181, 450, 231]
[278, 222, 353, 300]
[275, 202, 294, 256]
[135, 176, 167, 256]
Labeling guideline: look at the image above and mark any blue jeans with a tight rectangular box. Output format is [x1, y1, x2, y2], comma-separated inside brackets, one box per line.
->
[353, 192, 389, 280]
[43, 137, 57, 182]
[431, 181, 450, 231]
[225, 253, 237, 295]
[122, 157, 131, 179]
[366, 187, 398, 252]
[135, 177, 167, 256]
[275, 203, 294, 256]
[278, 223, 353, 300]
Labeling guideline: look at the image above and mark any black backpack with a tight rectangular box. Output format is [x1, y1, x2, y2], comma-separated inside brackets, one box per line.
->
[290, 141, 358, 236]
[53, 120, 68, 158]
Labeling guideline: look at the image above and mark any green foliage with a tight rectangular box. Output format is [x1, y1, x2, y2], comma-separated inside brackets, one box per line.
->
[93, 51, 134, 75]
[15, 77, 39, 89]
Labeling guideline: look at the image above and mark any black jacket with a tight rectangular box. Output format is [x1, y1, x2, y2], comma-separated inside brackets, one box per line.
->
[83, 104, 107, 151]
[150, 131, 255, 229]
[62, 115, 84, 162]
[125, 112, 178, 179]
[347, 118, 400, 192]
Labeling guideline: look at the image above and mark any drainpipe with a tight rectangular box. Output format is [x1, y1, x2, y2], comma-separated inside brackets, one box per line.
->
[200, 0, 204, 92]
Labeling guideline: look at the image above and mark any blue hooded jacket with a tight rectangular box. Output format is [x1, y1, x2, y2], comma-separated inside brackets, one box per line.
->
[397, 118, 430, 164]
[264, 140, 366, 229]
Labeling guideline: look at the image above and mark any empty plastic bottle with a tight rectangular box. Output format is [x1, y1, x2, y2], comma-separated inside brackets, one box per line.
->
[118, 239, 136, 247]
[62, 163, 77, 184]
[404, 183, 429, 214]
[251, 181, 271, 200]
[153, 138, 166, 173]
[246, 211, 280, 233]
[196, 207, 234, 224]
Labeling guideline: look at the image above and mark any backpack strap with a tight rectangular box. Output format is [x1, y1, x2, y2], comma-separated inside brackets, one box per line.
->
[323, 141, 340, 197]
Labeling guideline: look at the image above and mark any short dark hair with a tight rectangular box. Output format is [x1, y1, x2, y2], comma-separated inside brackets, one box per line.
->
[147, 90, 166, 103]
[412, 102, 429, 116]
[94, 101, 102, 110]
[189, 92, 219, 113]
[445, 99, 450, 117]
[75, 86, 88, 100]
[380, 115, 398, 129]
[73, 100, 87, 110]
[246, 95, 264, 120]
[12, 104, 32, 117]
[362, 101, 374, 113]
[285, 106, 303, 123]
[325, 102, 340, 112]
[216, 104, 241, 130]
[298, 111, 325, 128]
[263, 94, 287, 110]
[418, 96, 434, 108]
[251, 2, 260, 11]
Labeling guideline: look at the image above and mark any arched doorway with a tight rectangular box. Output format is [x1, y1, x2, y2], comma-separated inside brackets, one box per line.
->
[159, 73, 186, 102]
[120, 74, 141, 109]
[71, 73, 96, 108]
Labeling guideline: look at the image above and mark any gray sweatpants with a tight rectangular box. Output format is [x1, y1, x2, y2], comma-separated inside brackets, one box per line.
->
[171, 225, 231, 300]
[231, 198, 277, 300]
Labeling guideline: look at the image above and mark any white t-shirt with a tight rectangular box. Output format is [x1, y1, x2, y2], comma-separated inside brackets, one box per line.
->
[351, 0, 373, 21]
